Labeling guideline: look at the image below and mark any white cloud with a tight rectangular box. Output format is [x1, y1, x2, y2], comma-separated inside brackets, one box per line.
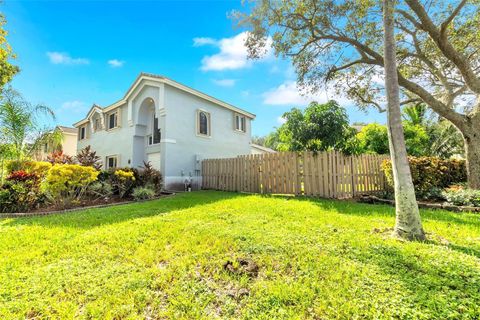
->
[263, 81, 351, 106]
[193, 37, 217, 47]
[47, 52, 89, 65]
[212, 79, 236, 87]
[197, 32, 272, 71]
[108, 59, 125, 68]
[60, 100, 88, 113]
[277, 116, 287, 124]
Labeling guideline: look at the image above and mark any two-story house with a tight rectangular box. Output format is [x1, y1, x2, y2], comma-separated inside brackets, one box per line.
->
[73, 73, 255, 190]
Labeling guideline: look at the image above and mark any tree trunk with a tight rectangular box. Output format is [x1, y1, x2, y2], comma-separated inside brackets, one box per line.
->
[464, 127, 480, 189]
[383, 0, 425, 240]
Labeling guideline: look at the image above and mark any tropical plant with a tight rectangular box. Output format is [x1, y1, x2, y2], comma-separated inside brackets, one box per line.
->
[46, 151, 74, 164]
[43, 164, 99, 208]
[0, 87, 58, 161]
[111, 169, 136, 198]
[132, 186, 156, 201]
[75, 145, 102, 170]
[0, 12, 19, 89]
[87, 181, 113, 199]
[382, 157, 467, 198]
[0, 170, 42, 213]
[138, 161, 163, 192]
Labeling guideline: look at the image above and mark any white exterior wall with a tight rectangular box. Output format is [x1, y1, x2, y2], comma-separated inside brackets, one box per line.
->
[77, 104, 134, 168]
[62, 133, 78, 157]
[163, 85, 251, 190]
[74, 76, 253, 191]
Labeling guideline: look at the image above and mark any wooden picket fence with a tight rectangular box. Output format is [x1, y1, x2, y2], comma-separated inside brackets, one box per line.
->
[202, 151, 389, 199]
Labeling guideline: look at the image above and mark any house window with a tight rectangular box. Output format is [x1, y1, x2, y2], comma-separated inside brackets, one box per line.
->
[79, 126, 86, 140]
[93, 118, 102, 132]
[106, 155, 118, 169]
[234, 114, 246, 132]
[150, 116, 162, 144]
[107, 111, 118, 130]
[197, 110, 210, 136]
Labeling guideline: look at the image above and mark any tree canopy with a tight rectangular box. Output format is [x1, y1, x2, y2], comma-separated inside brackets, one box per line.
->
[236, 0, 480, 188]
[272, 100, 357, 153]
[0, 12, 18, 89]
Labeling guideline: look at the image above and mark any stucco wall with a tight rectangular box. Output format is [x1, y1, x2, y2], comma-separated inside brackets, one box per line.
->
[77, 103, 134, 168]
[163, 84, 252, 190]
[75, 79, 253, 191]
[62, 133, 78, 157]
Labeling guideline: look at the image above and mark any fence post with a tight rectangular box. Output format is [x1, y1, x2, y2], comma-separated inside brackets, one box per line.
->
[350, 156, 355, 198]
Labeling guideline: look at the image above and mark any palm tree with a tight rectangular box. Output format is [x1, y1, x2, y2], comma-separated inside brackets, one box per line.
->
[402, 104, 428, 126]
[0, 87, 59, 161]
[383, 0, 425, 240]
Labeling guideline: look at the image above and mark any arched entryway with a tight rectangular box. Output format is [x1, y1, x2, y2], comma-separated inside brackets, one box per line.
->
[131, 97, 162, 171]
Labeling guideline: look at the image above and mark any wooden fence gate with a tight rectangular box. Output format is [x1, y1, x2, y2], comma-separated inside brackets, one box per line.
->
[202, 151, 389, 199]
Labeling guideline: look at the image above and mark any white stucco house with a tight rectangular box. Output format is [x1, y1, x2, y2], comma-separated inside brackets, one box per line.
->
[73, 73, 255, 190]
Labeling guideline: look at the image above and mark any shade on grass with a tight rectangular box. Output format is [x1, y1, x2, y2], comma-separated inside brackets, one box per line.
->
[0, 191, 479, 319]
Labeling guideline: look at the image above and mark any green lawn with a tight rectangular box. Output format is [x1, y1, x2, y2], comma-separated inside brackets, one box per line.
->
[0, 191, 479, 319]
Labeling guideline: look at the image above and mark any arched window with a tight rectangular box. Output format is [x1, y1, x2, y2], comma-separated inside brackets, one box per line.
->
[198, 111, 210, 136]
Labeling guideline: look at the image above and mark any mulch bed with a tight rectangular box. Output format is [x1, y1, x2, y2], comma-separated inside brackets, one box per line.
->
[358, 194, 480, 213]
[0, 192, 176, 218]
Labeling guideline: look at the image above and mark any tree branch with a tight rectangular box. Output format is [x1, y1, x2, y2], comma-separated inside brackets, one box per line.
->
[440, 0, 468, 36]
[405, 0, 480, 93]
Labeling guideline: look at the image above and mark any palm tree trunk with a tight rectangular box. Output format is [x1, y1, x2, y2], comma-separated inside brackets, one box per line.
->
[383, 0, 425, 240]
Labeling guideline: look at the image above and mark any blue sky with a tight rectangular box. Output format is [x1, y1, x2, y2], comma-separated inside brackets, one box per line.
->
[2, 0, 385, 136]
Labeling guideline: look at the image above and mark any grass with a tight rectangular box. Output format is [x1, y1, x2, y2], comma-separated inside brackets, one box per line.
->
[0, 191, 479, 319]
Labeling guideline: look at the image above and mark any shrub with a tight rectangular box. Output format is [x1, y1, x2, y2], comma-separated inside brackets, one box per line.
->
[43, 164, 99, 207]
[47, 151, 74, 164]
[382, 157, 467, 198]
[0, 170, 42, 213]
[137, 161, 163, 192]
[442, 188, 480, 207]
[87, 181, 113, 199]
[76, 146, 102, 170]
[132, 186, 156, 200]
[4, 160, 51, 177]
[111, 168, 137, 198]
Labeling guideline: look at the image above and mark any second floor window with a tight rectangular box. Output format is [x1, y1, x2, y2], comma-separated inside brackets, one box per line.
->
[79, 126, 86, 140]
[235, 114, 246, 132]
[198, 110, 210, 136]
[107, 112, 118, 130]
[93, 118, 102, 132]
[149, 115, 161, 145]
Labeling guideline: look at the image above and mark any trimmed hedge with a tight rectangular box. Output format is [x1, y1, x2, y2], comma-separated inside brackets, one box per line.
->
[381, 157, 467, 197]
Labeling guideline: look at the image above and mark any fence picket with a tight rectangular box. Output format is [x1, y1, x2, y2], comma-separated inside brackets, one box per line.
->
[201, 151, 388, 199]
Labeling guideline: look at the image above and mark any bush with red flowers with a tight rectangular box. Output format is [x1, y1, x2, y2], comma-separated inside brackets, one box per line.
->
[0, 170, 43, 213]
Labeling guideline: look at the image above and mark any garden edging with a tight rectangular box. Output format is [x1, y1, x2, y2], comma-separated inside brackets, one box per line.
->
[0, 192, 176, 218]
[359, 195, 480, 213]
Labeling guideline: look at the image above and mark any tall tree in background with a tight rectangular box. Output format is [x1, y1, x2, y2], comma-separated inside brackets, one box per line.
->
[236, 0, 480, 188]
[274, 100, 357, 153]
[383, 0, 425, 239]
[0, 10, 19, 89]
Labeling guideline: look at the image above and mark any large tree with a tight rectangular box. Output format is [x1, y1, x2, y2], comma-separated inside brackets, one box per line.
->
[274, 100, 357, 152]
[0, 11, 18, 89]
[383, 0, 424, 239]
[236, 0, 480, 188]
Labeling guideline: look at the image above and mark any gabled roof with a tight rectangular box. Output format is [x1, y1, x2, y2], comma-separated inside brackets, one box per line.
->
[73, 72, 255, 127]
[56, 126, 77, 135]
[250, 143, 276, 153]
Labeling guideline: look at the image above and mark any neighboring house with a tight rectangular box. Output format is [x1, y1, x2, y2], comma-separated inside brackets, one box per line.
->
[73, 73, 255, 190]
[35, 126, 78, 160]
[250, 143, 276, 155]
